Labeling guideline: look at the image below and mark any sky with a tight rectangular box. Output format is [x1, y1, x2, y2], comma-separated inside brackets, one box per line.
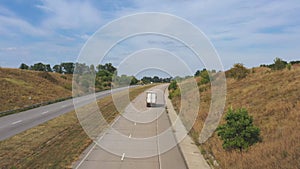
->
[0, 0, 300, 75]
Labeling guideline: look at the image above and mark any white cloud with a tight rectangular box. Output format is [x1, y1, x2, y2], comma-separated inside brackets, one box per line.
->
[1, 0, 300, 69]
[0, 15, 47, 36]
[0, 5, 47, 36]
[102, 0, 300, 69]
[78, 33, 91, 40]
[0, 47, 17, 51]
[37, 0, 102, 30]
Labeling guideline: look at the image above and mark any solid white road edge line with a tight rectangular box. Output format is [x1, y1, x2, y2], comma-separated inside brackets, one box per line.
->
[75, 143, 97, 169]
[75, 115, 123, 168]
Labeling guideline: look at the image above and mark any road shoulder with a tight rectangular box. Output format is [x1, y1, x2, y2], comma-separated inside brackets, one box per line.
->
[164, 89, 211, 169]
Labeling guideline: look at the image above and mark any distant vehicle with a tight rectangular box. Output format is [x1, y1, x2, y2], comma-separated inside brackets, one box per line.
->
[146, 91, 157, 107]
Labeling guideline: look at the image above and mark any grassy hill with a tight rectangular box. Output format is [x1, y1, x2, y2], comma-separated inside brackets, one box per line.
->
[0, 85, 155, 168]
[170, 64, 300, 168]
[0, 68, 73, 112]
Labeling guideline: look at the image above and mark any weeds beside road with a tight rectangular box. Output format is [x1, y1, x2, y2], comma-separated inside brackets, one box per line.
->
[0, 84, 155, 168]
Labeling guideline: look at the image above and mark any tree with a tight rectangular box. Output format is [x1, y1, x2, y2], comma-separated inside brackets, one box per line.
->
[19, 63, 29, 70]
[97, 63, 116, 74]
[168, 80, 178, 90]
[61, 62, 74, 74]
[217, 107, 261, 152]
[89, 64, 96, 74]
[199, 69, 210, 84]
[74, 63, 90, 74]
[30, 62, 47, 71]
[45, 64, 52, 72]
[130, 76, 139, 85]
[162, 77, 172, 83]
[168, 80, 180, 99]
[141, 76, 152, 84]
[226, 63, 249, 80]
[290, 60, 300, 65]
[195, 69, 210, 84]
[105, 63, 117, 74]
[194, 70, 201, 76]
[53, 64, 63, 73]
[153, 76, 160, 83]
[271, 57, 287, 70]
[95, 63, 117, 88]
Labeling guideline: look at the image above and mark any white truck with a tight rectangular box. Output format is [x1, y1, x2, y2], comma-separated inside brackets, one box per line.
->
[146, 91, 157, 107]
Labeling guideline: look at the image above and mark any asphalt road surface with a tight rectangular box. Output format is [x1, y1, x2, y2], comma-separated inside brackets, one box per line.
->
[75, 84, 187, 169]
[0, 86, 134, 141]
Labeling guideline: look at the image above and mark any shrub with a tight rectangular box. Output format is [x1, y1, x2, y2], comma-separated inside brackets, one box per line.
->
[168, 80, 180, 99]
[270, 57, 287, 70]
[226, 63, 250, 80]
[200, 69, 210, 84]
[287, 63, 292, 70]
[195, 69, 211, 85]
[19, 63, 29, 70]
[217, 107, 261, 152]
[168, 88, 180, 99]
[290, 60, 300, 65]
[168, 80, 178, 91]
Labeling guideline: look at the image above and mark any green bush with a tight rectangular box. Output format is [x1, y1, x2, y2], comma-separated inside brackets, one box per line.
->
[271, 57, 287, 70]
[217, 107, 261, 152]
[287, 63, 292, 70]
[195, 69, 211, 85]
[168, 88, 180, 99]
[200, 70, 210, 84]
[226, 63, 250, 80]
[168, 80, 180, 99]
[168, 80, 178, 90]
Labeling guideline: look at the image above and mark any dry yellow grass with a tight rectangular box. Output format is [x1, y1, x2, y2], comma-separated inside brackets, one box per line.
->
[171, 65, 300, 169]
[0, 85, 155, 169]
[0, 68, 73, 112]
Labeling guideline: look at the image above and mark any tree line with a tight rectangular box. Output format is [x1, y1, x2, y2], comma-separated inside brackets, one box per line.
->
[20, 62, 82, 74]
[260, 58, 299, 71]
[19, 62, 173, 86]
[141, 76, 171, 84]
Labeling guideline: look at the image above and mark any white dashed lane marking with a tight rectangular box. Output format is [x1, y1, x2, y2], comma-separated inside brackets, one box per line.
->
[121, 153, 125, 161]
[41, 111, 49, 115]
[12, 120, 22, 125]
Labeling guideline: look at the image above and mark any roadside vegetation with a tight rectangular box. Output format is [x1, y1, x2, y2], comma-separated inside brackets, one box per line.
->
[0, 84, 155, 169]
[0, 68, 73, 112]
[168, 80, 180, 99]
[217, 107, 261, 152]
[169, 58, 300, 168]
[1, 62, 171, 114]
[226, 63, 250, 80]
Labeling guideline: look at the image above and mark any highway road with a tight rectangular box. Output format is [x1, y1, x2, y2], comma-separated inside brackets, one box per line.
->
[75, 84, 187, 169]
[0, 86, 134, 141]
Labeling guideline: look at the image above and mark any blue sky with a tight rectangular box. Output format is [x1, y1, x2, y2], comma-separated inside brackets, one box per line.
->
[0, 0, 299, 72]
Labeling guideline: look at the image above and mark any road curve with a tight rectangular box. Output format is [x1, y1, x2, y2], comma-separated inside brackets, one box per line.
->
[74, 84, 187, 169]
[0, 86, 134, 141]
